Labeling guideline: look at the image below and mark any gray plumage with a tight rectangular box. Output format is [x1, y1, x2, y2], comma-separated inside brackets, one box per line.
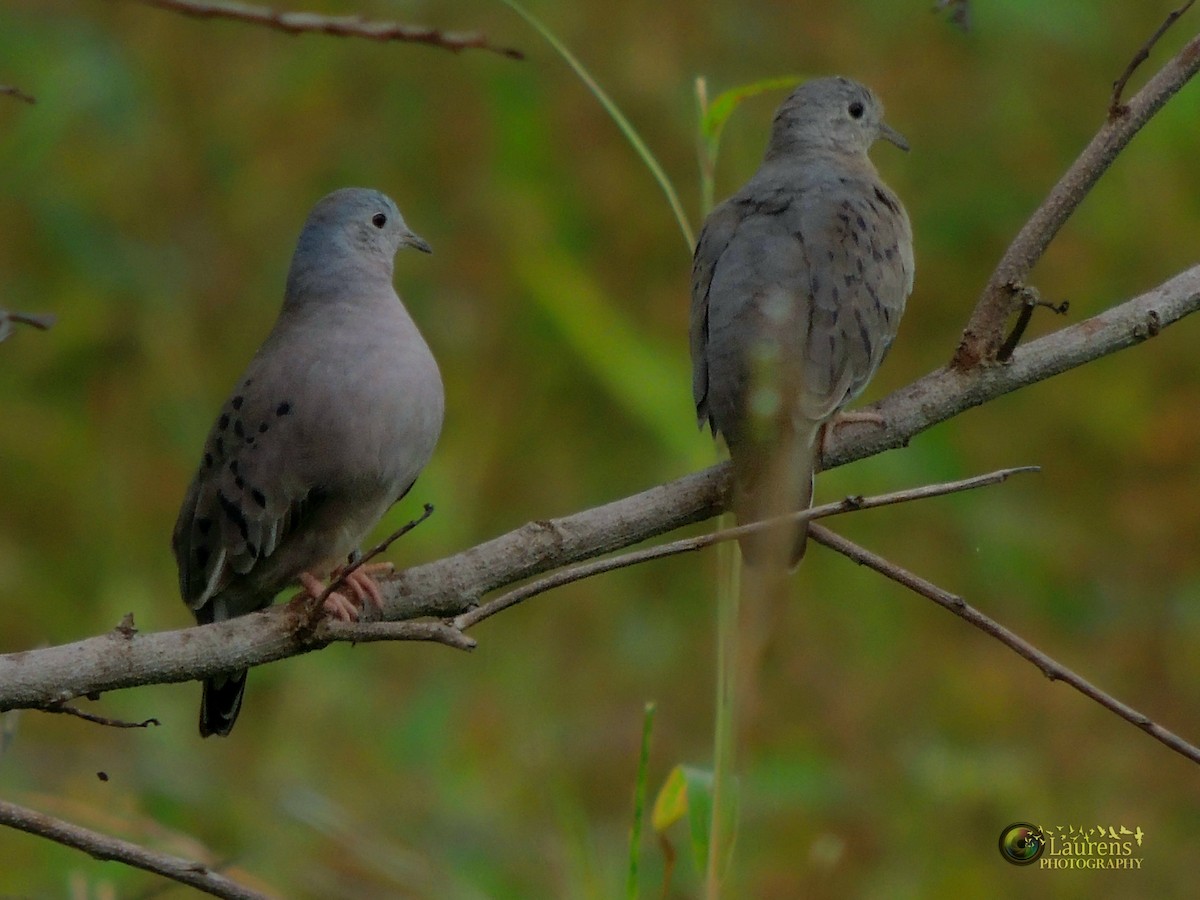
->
[690, 77, 914, 566]
[172, 188, 444, 736]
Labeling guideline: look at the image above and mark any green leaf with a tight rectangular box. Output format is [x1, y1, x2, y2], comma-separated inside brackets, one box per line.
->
[701, 75, 804, 151]
[697, 75, 805, 214]
[651, 764, 716, 875]
[651, 764, 688, 832]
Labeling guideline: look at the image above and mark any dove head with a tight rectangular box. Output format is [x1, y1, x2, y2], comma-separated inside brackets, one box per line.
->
[764, 77, 908, 162]
[285, 188, 430, 304]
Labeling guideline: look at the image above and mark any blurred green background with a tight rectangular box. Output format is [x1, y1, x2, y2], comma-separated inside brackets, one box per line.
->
[2, 1, 1199, 896]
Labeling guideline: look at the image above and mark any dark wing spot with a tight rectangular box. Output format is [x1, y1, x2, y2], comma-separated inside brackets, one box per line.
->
[195, 545, 211, 568]
[246, 542, 258, 559]
[276, 401, 292, 417]
[234, 476, 245, 490]
[218, 413, 229, 431]
[217, 491, 249, 540]
[197, 517, 212, 535]
[251, 488, 267, 508]
[884, 247, 895, 260]
[203, 452, 214, 469]
[229, 459, 239, 475]
[258, 422, 269, 433]
[215, 437, 225, 457]
[234, 420, 245, 438]
[232, 396, 244, 411]
[855, 215, 867, 231]
[854, 307, 872, 351]
[245, 435, 256, 446]
[874, 187, 900, 214]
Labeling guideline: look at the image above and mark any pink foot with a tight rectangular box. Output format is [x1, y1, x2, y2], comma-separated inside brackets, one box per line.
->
[297, 571, 359, 622]
[337, 562, 394, 614]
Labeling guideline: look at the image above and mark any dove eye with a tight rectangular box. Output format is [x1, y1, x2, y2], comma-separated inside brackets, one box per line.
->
[848, 101, 865, 119]
[371, 213, 387, 228]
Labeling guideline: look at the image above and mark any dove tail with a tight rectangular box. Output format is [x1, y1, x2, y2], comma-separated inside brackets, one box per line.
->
[199, 670, 248, 737]
[788, 465, 815, 568]
[732, 429, 818, 570]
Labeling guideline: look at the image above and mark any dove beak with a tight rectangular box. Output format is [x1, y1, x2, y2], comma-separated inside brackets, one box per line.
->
[404, 231, 433, 254]
[879, 122, 910, 152]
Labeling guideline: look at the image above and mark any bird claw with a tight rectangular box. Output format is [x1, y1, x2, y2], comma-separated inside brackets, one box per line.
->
[322, 590, 360, 622]
[336, 562, 393, 614]
[296, 563, 393, 623]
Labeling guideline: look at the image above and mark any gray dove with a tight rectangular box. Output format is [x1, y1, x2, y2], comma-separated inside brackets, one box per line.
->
[172, 188, 444, 736]
[690, 77, 914, 567]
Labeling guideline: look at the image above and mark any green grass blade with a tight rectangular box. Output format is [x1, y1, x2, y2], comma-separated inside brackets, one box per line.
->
[705, 523, 740, 897]
[498, 0, 695, 250]
[626, 701, 657, 900]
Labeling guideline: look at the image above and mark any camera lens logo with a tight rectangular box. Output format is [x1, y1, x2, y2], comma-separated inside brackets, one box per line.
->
[999, 823, 1045, 865]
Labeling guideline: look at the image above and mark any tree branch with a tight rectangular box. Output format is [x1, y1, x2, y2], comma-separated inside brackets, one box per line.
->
[0, 799, 267, 899]
[952, 26, 1200, 369]
[125, 0, 525, 59]
[808, 524, 1200, 766]
[1, 265, 1198, 712]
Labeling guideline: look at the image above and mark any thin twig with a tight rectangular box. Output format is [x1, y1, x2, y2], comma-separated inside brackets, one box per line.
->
[455, 467, 1039, 630]
[808, 524, 1200, 766]
[952, 28, 1200, 370]
[0, 798, 267, 900]
[0, 85, 36, 104]
[127, 0, 525, 59]
[0, 310, 56, 343]
[42, 705, 160, 729]
[1110, 0, 1196, 116]
[995, 284, 1070, 362]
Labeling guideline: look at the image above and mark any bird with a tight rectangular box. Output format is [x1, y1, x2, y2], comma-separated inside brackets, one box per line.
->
[172, 188, 445, 736]
[690, 77, 914, 568]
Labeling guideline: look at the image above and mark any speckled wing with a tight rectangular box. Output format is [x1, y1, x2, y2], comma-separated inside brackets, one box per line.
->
[791, 174, 914, 424]
[171, 358, 313, 623]
[690, 185, 815, 448]
[690, 199, 743, 435]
